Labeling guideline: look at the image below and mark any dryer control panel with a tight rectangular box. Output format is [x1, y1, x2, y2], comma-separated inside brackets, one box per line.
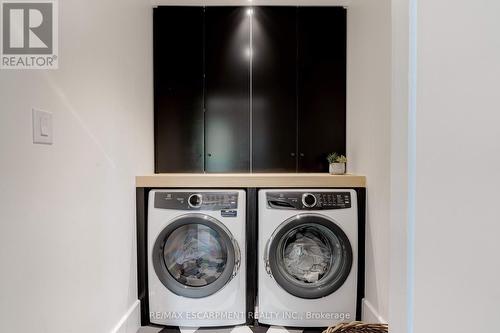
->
[267, 191, 351, 210]
[154, 192, 238, 211]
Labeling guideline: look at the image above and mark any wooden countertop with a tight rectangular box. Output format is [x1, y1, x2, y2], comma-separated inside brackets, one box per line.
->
[136, 173, 366, 188]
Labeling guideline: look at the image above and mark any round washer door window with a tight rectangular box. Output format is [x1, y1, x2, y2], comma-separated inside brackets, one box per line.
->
[266, 214, 353, 299]
[153, 214, 240, 298]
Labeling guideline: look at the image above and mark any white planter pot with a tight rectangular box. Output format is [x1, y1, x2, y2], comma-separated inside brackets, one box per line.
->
[329, 163, 346, 175]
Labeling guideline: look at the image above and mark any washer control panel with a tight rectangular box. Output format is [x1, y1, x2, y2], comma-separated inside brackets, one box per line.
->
[267, 191, 351, 210]
[154, 192, 238, 211]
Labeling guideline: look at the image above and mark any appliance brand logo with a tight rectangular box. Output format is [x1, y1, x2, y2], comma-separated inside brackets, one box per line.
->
[1, 0, 58, 69]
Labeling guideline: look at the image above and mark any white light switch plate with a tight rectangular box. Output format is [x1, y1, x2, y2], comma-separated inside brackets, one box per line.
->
[32, 108, 53, 144]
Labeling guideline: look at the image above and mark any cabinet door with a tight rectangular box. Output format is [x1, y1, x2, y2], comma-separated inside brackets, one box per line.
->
[252, 7, 298, 172]
[154, 7, 204, 173]
[205, 7, 251, 173]
[298, 7, 346, 172]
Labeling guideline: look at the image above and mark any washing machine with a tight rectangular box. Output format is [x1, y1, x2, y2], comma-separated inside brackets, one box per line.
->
[258, 189, 358, 327]
[148, 189, 246, 327]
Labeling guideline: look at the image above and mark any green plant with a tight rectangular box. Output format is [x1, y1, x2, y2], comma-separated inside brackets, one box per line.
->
[327, 152, 347, 164]
[327, 152, 339, 164]
[336, 155, 347, 163]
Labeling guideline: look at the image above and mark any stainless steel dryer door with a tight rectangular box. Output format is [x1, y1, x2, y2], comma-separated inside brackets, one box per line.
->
[153, 214, 240, 298]
[265, 213, 353, 299]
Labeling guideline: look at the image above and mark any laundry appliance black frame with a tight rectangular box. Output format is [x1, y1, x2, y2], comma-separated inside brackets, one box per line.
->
[136, 187, 365, 329]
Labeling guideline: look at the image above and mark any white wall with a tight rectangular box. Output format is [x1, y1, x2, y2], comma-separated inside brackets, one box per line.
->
[347, 0, 391, 323]
[411, 0, 500, 332]
[388, 0, 411, 331]
[0, 0, 153, 332]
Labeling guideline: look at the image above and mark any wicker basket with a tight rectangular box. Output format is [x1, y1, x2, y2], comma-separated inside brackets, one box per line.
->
[322, 321, 388, 333]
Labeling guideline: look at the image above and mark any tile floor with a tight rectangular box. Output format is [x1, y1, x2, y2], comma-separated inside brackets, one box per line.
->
[137, 325, 322, 333]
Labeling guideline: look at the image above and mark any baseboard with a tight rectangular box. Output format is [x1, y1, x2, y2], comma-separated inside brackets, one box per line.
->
[110, 300, 141, 333]
[361, 299, 387, 324]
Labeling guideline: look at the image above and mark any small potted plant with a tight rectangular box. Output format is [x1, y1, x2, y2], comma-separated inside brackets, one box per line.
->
[327, 152, 347, 175]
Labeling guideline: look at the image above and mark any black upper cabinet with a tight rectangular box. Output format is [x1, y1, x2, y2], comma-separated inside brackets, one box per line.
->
[205, 7, 251, 173]
[298, 7, 347, 172]
[252, 7, 297, 173]
[154, 7, 204, 173]
[153, 6, 346, 173]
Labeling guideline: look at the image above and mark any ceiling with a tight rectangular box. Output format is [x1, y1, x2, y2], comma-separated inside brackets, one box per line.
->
[151, 0, 351, 7]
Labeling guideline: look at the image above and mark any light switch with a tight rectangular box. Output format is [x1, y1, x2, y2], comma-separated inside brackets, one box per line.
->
[33, 108, 53, 144]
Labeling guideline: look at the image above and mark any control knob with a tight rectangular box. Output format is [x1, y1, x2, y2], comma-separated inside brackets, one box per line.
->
[302, 193, 317, 208]
[188, 194, 203, 208]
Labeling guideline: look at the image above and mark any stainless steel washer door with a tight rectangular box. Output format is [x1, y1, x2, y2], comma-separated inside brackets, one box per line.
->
[265, 213, 353, 299]
[153, 214, 240, 298]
